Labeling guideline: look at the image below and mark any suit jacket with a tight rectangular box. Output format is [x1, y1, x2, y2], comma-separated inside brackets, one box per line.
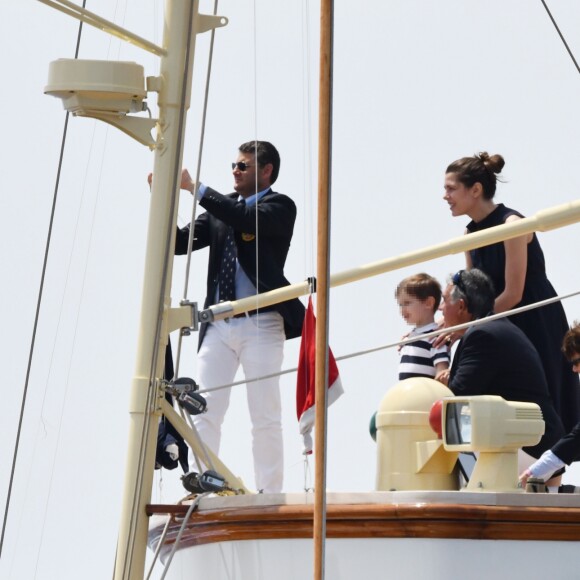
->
[449, 317, 565, 458]
[156, 340, 188, 472]
[175, 186, 305, 348]
[552, 422, 580, 465]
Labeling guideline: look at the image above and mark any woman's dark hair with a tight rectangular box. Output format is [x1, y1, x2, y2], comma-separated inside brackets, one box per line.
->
[446, 152, 505, 200]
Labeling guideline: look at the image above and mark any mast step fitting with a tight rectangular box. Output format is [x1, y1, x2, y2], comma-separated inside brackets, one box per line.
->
[168, 301, 198, 334]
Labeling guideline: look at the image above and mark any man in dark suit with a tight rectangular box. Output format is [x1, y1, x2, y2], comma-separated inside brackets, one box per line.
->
[175, 140, 304, 492]
[437, 268, 564, 467]
[520, 324, 580, 485]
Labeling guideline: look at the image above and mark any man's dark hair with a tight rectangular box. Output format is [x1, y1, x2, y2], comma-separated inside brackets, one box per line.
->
[449, 268, 495, 319]
[239, 140, 281, 184]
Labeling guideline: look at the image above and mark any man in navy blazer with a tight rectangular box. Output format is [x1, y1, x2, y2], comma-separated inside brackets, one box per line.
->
[437, 269, 565, 471]
[175, 140, 304, 492]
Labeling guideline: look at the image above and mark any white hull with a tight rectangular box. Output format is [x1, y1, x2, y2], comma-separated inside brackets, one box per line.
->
[158, 537, 579, 580]
[149, 492, 580, 579]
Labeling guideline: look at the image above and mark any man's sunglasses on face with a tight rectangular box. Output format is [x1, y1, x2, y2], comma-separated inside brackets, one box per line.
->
[232, 162, 253, 171]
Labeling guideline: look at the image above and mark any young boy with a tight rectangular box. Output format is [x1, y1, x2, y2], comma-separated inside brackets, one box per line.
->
[396, 273, 449, 381]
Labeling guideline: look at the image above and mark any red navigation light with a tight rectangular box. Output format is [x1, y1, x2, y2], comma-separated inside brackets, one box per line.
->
[429, 399, 443, 438]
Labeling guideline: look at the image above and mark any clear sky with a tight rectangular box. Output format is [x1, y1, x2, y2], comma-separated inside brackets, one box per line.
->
[2, 1, 580, 578]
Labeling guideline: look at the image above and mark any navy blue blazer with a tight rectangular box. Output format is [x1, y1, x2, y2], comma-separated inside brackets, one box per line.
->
[552, 422, 580, 465]
[449, 317, 565, 459]
[175, 187, 305, 348]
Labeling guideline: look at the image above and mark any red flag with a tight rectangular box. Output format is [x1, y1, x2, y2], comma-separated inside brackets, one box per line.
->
[296, 296, 344, 454]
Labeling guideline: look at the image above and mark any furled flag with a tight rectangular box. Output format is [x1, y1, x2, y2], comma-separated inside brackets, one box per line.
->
[296, 296, 344, 454]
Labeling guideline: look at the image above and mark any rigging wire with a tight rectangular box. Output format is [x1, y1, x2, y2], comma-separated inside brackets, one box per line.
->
[0, 0, 88, 560]
[300, 0, 315, 493]
[195, 288, 580, 395]
[145, 492, 207, 579]
[301, 0, 315, 279]
[32, 4, 130, 576]
[168, 0, 221, 477]
[5, 116, 102, 578]
[252, 0, 260, 312]
[158, 493, 208, 580]
[145, 515, 173, 580]
[540, 0, 580, 75]
[33, 127, 109, 580]
[174, 0, 220, 377]
[33, 3, 131, 571]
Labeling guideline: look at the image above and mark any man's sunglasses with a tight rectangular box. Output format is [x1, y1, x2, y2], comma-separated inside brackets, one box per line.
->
[452, 270, 467, 293]
[232, 162, 253, 171]
[452, 270, 470, 311]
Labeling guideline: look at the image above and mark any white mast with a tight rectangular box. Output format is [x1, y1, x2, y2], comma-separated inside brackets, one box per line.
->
[114, 3, 196, 576]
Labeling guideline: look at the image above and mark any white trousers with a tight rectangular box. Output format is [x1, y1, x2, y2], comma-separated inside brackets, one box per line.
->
[195, 312, 285, 492]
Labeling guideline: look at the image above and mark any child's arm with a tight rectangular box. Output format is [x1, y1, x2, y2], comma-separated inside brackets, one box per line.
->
[435, 361, 450, 386]
[432, 334, 450, 383]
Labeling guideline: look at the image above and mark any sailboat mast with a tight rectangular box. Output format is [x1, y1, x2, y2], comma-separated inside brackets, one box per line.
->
[313, 0, 334, 578]
[114, 2, 199, 578]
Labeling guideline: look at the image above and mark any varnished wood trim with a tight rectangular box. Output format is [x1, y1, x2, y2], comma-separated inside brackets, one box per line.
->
[147, 503, 580, 549]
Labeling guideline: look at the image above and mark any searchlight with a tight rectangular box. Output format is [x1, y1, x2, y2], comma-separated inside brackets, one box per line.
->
[438, 395, 545, 492]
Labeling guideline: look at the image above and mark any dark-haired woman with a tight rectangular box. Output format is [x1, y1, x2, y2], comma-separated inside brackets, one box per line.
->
[443, 152, 579, 433]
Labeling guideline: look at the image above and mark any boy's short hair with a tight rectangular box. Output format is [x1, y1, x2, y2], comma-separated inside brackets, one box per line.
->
[395, 273, 442, 314]
[562, 322, 580, 360]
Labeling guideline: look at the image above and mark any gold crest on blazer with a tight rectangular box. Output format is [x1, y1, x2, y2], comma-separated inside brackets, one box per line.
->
[241, 233, 256, 242]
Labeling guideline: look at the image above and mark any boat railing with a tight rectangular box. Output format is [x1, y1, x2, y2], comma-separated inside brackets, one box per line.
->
[199, 199, 580, 322]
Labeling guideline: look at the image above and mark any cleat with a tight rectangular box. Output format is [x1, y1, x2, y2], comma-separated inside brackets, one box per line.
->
[525, 478, 548, 493]
[558, 484, 580, 494]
